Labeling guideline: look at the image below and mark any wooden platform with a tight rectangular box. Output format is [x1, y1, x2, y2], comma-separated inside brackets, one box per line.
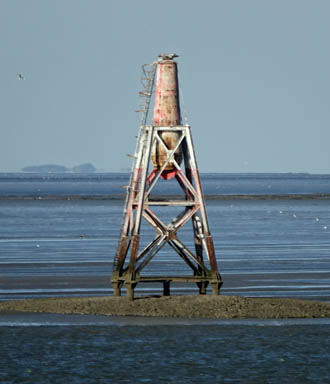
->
[111, 275, 222, 300]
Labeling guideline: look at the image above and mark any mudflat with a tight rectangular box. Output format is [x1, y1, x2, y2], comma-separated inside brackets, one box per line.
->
[1, 295, 330, 319]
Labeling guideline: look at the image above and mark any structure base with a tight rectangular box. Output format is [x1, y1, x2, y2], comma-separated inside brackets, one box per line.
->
[111, 274, 223, 301]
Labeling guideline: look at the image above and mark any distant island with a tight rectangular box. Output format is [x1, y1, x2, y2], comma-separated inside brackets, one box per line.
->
[22, 163, 96, 173]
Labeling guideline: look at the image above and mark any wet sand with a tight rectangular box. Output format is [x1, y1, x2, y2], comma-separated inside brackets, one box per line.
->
[1, 295, 330, 319]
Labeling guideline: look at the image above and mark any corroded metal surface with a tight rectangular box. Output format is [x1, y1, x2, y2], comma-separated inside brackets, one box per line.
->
[153, 59, 181, 126]
[111, 126, 222, 300]
[111, 55, 222, 300]
[151, 57, 182, 179]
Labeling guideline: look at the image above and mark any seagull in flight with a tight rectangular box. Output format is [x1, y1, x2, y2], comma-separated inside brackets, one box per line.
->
[17, 73, 25, 80]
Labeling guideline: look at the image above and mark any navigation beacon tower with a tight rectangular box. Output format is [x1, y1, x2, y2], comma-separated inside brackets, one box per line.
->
[111, 54, 222, 300]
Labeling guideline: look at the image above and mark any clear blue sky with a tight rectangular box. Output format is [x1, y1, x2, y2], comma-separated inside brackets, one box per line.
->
[1, 0, 329, 173]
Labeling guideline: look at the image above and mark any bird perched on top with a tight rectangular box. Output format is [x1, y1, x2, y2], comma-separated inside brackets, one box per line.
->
[158, 53, 179, 61]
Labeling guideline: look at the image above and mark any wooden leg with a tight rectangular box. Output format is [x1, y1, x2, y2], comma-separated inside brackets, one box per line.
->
[211, 282, 220, 295]
[125, 283, 135, 301]
[113, 285, 121, 297]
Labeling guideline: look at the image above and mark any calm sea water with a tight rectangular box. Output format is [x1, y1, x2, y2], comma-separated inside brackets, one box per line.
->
[1, 322, 330, 384]
[1, 173, 330, 383]
[1, 173, 329, 301]
[1, 172, 330, 196]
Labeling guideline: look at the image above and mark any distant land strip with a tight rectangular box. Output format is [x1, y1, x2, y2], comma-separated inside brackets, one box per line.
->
[1, 194, 330, 201]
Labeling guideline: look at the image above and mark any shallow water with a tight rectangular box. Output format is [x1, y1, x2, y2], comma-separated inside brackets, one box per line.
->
[1, 321, 330, 384]
[1, 172, 330, 196]
[0, 198, 329, 301]
[1, 173, 330, 383]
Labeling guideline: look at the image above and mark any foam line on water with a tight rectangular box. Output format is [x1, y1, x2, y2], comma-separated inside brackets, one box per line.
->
[224, 270, 330, 275]
[1, 314, 330, 327]
[0, 238, 111, 243]
[224, 285, 330, 290]
[0, 288, 112, 294]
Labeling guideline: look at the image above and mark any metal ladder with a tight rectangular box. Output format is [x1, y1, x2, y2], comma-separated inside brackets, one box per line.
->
[112, 63, 156, 273]
[136, 63, 157, 127]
